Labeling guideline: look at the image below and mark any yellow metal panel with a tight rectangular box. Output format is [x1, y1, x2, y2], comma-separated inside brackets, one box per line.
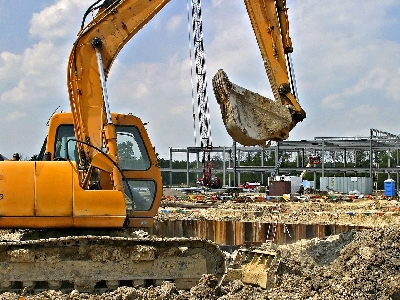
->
[91, 152, 114, 173]
[73, 170, 126, 218]
[0, 217, 74, 229]
[35, 161, 73, 216]
[73, 189, 126, 217]
[0, 162, 35, 216]
[73, 216, 125, 228]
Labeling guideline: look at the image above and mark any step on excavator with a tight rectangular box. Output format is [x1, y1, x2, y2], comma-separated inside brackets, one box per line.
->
[0, 0, 304, 292]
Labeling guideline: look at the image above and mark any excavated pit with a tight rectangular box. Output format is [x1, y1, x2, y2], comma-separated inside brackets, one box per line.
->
[143, 219, 368, 248]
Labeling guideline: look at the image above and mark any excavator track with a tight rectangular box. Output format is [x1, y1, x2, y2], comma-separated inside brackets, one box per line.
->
[212, 69, 293, 146]
[0, 233, 226, 292]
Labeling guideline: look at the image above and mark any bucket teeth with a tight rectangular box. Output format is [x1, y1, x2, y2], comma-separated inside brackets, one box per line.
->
[225, 248, 280, 290]
[212, 69, 292, 146]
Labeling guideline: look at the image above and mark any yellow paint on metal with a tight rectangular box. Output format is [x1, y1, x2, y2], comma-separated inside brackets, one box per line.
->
[0, 162, 35, 216]
[73, 164, 126, 218]
[35, 161, 73, 216]
[91, 152, 114, 173]
[0, 217, 73, 228]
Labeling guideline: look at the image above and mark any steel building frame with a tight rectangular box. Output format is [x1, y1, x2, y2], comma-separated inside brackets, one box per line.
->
[162, 129, 400, 189]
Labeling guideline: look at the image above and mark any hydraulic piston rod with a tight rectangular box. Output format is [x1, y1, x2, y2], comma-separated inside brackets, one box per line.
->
[92, 37, 113, 125]
[91, 37, 123, 191]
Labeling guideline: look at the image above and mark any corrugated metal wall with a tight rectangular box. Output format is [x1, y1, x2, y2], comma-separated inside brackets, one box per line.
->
[320, 177, 373, 194]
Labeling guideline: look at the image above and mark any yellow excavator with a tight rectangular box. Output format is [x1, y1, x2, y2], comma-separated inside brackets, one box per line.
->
[0, 0, 304, 292]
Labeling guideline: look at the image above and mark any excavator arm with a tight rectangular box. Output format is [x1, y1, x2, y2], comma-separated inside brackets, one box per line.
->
[67, 0, 170, 189]
[212, 0, 306, 146]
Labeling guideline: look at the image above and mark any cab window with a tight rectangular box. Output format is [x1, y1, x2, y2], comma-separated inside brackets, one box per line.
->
[116, 125, 151, 171]
[54, 125, 78, 161]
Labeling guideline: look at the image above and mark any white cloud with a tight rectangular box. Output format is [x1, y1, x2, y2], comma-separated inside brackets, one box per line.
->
[386, 69, 400, 101]
[211, 0, 224, 7]
[321, 94, 343, 109]
[0, 0, 94, 157]
[0, 52, 22, 81]
[318, 38, 400, 112]
[0, 0, 97, 109]
[167, 14, 184, 32]
[0, 41, 64, 105]
[1, 80, 26, 104]
[288, 1, 400, 134]
[6, 111, 27, 121]
[353, 105, 375, 116]
[29, 0, 93, 41]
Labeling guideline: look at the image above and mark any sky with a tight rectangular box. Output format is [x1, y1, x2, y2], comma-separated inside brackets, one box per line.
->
[0, 0, 400, 159]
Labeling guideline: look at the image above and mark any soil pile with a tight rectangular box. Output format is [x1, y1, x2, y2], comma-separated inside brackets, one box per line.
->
[268, 226, 400, 299]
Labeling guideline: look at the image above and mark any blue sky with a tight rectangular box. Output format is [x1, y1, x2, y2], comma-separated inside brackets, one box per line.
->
[0, 0, 400, 159]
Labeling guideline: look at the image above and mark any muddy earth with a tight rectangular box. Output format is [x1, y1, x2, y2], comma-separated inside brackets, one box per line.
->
[0, 190, 399, 299]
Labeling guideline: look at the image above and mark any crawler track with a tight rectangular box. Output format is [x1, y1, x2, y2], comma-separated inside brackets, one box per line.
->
[0, 234, 226, 292]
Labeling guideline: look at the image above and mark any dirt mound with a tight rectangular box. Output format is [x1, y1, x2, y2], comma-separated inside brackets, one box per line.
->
[269, 226, 400, 299]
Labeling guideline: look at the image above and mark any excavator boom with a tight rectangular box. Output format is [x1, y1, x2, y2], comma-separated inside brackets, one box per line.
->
[68, 0, 170, 148]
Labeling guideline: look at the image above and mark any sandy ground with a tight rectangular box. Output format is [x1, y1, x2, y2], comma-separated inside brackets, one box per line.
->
[0, 190, 399, 299]
[159, 188, 400, 227]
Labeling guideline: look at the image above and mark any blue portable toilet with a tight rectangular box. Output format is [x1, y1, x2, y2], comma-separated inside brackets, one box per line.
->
[384, 179, 396, 197]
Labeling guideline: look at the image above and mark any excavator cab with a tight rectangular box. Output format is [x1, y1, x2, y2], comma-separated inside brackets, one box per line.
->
[44, 112, 163, 228]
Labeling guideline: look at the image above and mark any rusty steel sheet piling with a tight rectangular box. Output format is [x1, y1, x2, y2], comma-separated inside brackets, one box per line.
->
[137, 220, 368, 246]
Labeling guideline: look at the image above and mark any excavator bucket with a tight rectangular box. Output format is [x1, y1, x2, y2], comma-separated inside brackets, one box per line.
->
[212, 69, 295, 146]
[224, 248, 280, 290]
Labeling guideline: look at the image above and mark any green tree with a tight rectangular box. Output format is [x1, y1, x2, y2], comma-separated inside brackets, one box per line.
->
[118, 141, 135, 160]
